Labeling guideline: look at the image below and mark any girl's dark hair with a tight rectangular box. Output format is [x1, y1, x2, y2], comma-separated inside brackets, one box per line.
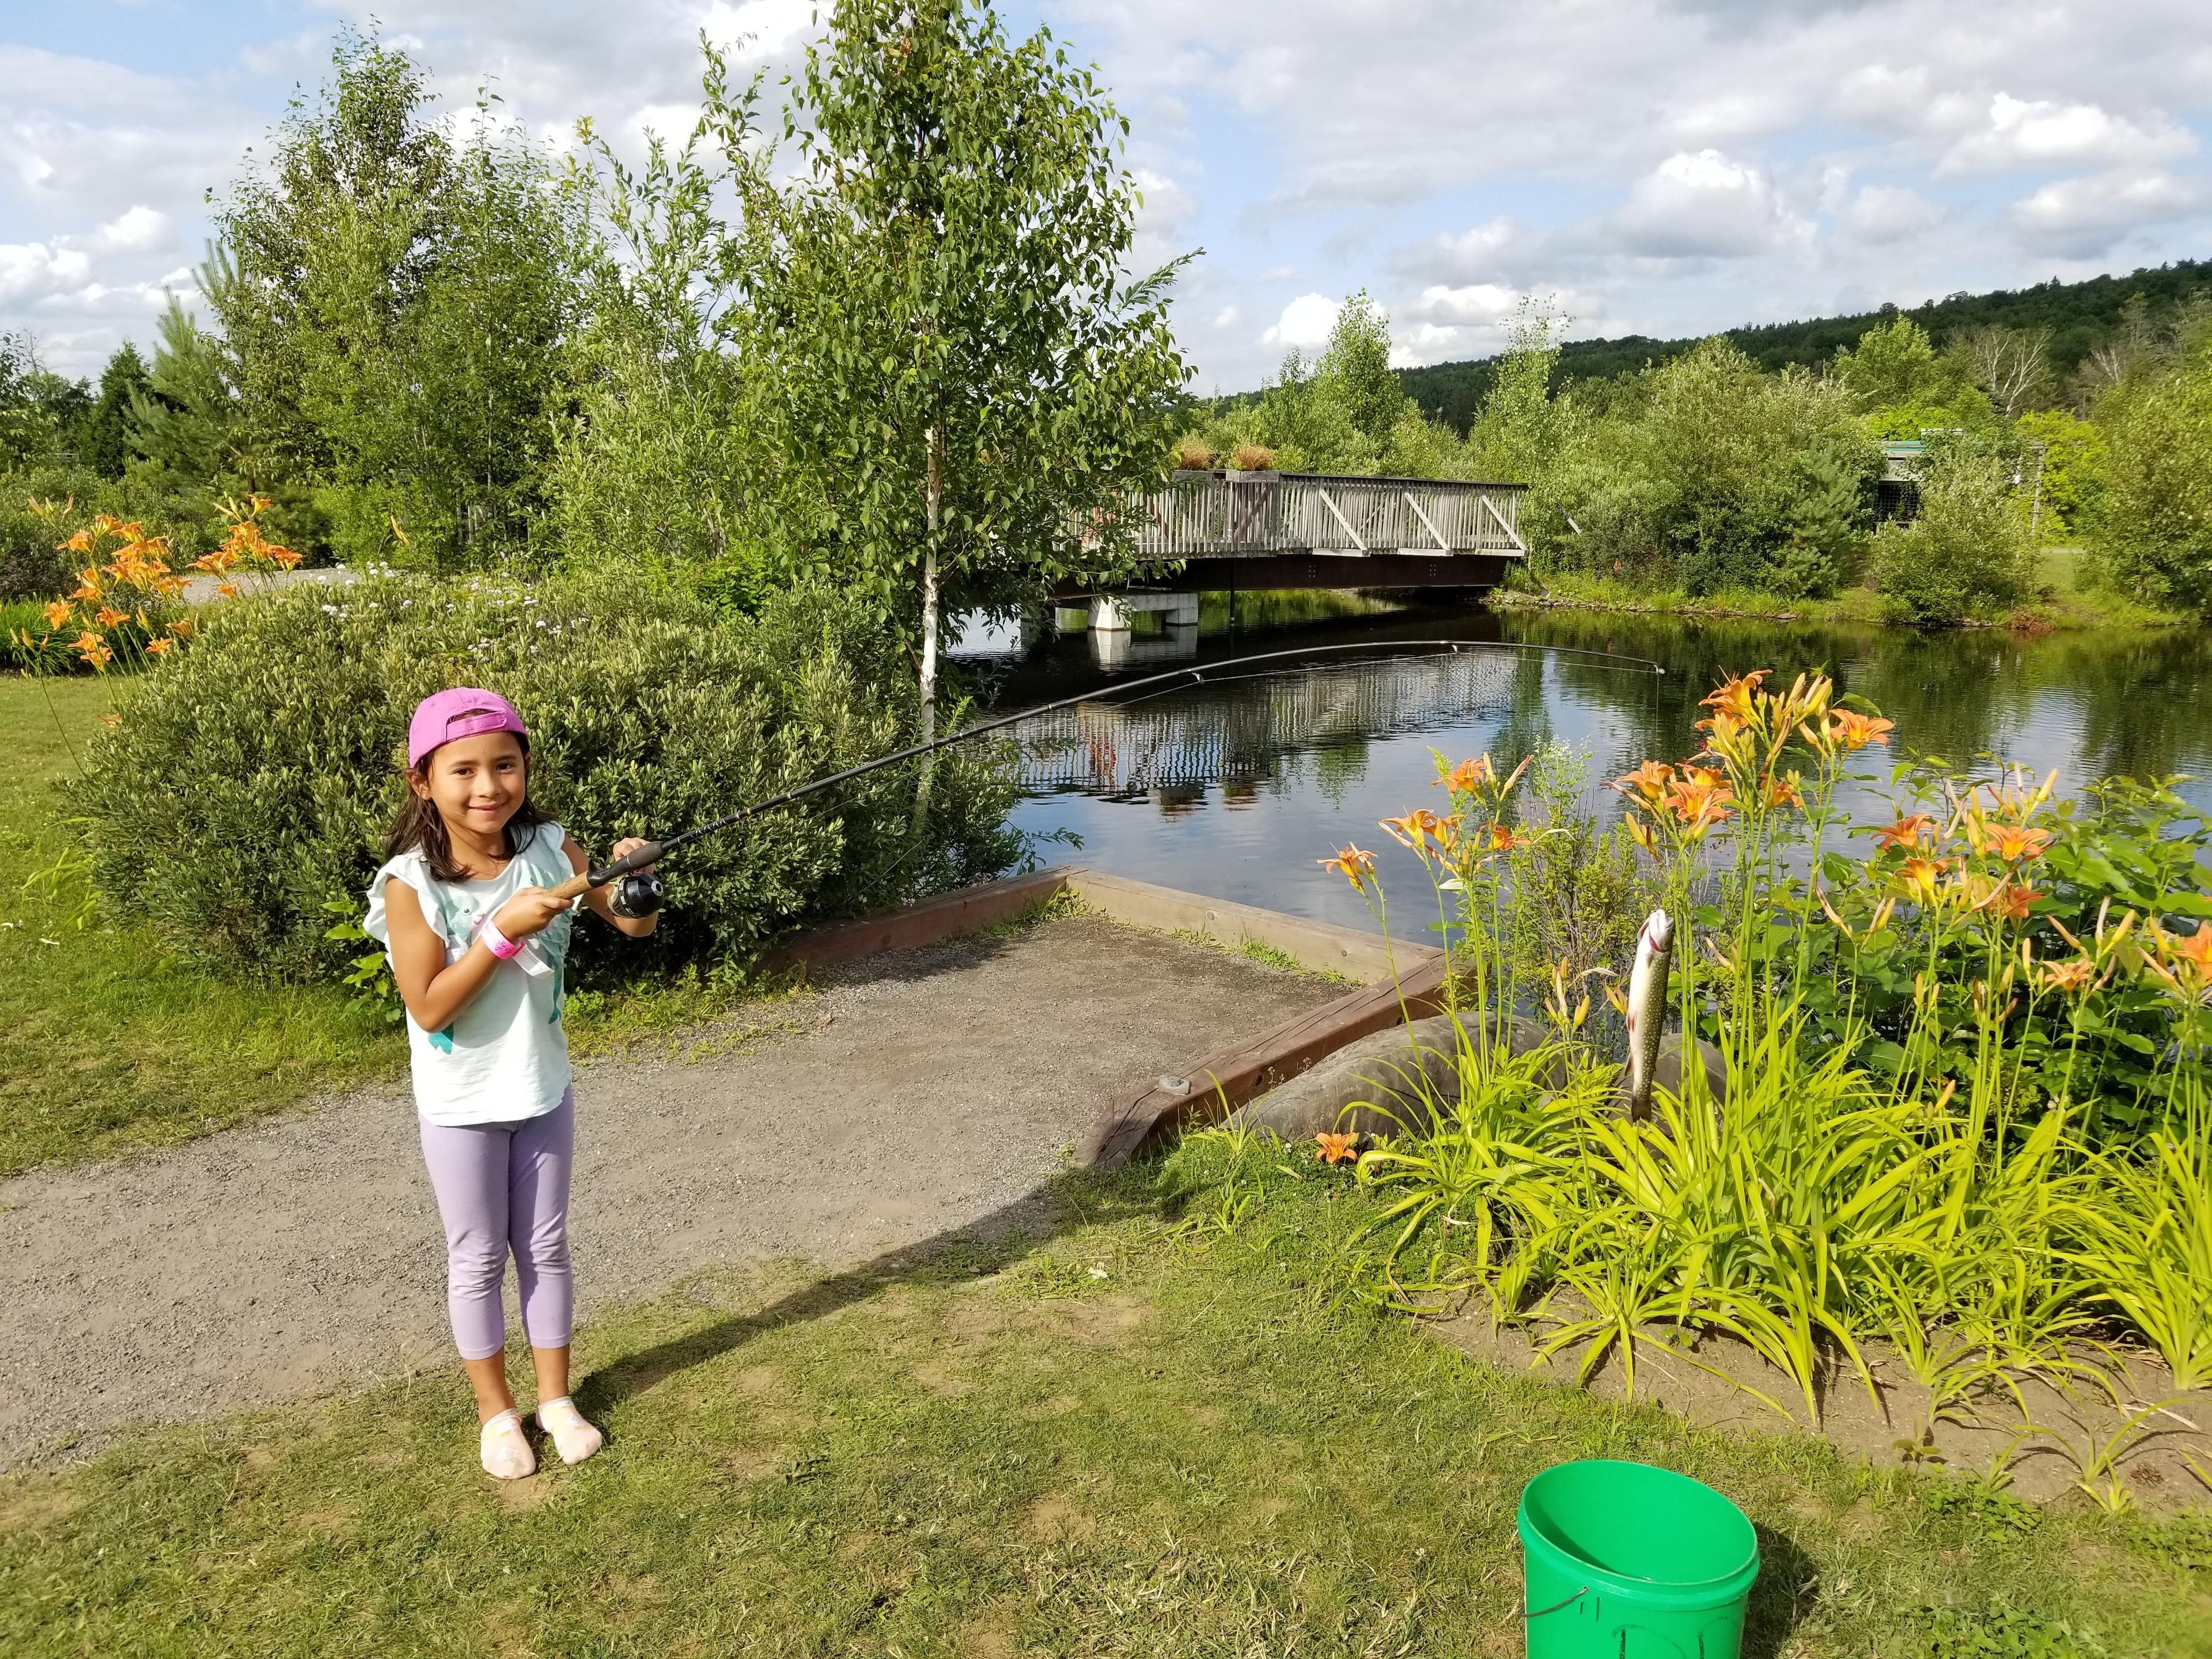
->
[387, 734, 548, 882]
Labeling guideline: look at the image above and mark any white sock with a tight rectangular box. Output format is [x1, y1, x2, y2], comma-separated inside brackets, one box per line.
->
[479, 1408, 536, 1480]
[536, 1396, 603, 1466]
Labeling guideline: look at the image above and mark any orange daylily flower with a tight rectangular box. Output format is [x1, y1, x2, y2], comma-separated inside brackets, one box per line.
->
[1438, 755, 1498, 795]
[1315, 1131, 1359, 1166]
[1824, 710, 1895, 752]
[2167, 923, 2212, 984]
[2036, 956, 2095, 995]
[1994, 884, 2041, 922]
[1702, 670, 1768, 725]
[94, 606, 128, 628]
[1319, 844, 1377, 891]
[1874, 813, 1936, 851]
[1895, 857, 1948, 906]
[1617, 760, 1673, 802]
[1762, 771, 1804, 809]
[41, 600, 70, 629]
[1665, 767, 1734, 831]
[143, 635, 175, 655]
[1988, 824, 2053, 863]
[1380, 809, 1446, 851]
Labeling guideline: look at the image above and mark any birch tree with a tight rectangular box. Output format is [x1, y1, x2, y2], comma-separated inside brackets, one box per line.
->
[715, 0, 1190, 738]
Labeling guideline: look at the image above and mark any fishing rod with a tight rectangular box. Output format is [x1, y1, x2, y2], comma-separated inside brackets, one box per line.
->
[546, 636, 1667, 915]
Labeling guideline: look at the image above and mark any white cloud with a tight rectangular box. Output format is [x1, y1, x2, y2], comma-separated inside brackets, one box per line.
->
[1613, 149, 1813, 259]
[1407, 283, 1521, 326]
[0, 241, 90, 304]
[1842, 184, 1942, 245]
[703, 0, 819, 59]
[2010, 169, 2202, 257]
[1941, 93, 2196, 175]
[1261, 292, 1339, 349]
[89, 206, 173, 255]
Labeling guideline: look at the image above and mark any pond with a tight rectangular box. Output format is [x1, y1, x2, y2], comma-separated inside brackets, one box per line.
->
[968, 595, 2212, 934]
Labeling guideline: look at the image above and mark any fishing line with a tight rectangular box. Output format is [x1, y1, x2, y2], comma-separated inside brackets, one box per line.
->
[550, 637, 1666, 912]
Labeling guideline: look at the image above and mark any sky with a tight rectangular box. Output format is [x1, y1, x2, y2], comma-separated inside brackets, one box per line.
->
[3, 1, 2210, 393]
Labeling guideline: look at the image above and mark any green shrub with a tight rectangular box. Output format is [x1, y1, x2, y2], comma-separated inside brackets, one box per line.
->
[0, 468, 99, 599]
[2095, 347, 2212, 615]
[1876, 438, 2033, 623]
[73, 567, 1022, 983]
[1555, 339, 1881, 599]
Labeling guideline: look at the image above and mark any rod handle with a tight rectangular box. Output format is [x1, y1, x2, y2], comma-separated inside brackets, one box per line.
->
[545, 839, 666, 903]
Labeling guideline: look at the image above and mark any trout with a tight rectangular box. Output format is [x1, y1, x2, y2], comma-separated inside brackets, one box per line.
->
[1624, 908, 1675, 1122]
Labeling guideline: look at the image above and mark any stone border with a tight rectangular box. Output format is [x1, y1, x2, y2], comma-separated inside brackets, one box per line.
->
[759, 865, 1447, 1169]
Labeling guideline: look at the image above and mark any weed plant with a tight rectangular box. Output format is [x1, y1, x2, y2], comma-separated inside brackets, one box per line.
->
[1217, 668, 2212, 1437]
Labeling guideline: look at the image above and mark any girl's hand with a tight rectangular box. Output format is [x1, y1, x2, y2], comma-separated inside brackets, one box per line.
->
[493, 885, 571, 941]
[566, 832, 660, 937]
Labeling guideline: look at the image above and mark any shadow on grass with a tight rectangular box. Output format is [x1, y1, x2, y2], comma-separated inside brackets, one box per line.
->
[572, 1168, 1146, 1419]
[1745, 1522, 1820, 1659]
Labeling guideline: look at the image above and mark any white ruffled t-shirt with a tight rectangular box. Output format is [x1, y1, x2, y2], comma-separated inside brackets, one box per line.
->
[363, 820, 578, 1127]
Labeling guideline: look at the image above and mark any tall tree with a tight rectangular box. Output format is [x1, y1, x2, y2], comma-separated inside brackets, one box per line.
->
[1953, 324, 2050, 421]
[128, 290, 240, 489]
[1315, 291, 1403, 451]
[0, 332, 90, 470]
[75, 342, 152, 477]
[210, 28, 586, 566]
[715, 0, 1191, 736]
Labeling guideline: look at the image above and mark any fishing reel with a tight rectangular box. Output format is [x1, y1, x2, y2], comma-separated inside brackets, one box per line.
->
[608, 869, 665, 919]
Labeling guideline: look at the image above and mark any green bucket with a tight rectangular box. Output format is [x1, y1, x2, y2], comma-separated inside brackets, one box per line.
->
[1517, 1460, 1759, 1658]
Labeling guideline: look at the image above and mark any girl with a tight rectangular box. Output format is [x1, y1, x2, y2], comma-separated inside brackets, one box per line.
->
[366, 688, 658, 1480]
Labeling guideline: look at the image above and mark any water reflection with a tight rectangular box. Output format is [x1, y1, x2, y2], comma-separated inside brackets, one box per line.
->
[990, 597, 2212, 931]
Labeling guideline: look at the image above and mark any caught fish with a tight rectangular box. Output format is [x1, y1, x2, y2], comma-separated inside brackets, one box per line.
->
[1624, 908, 1675, 1122]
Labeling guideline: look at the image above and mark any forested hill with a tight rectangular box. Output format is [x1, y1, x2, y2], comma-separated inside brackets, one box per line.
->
[1396, 257, 2212, 433]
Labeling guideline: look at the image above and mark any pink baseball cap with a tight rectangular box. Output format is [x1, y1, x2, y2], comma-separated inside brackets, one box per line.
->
[407, 687, 529, 770]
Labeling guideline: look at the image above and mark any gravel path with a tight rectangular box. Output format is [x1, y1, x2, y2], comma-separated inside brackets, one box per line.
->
[0, 916, 1334, 1468]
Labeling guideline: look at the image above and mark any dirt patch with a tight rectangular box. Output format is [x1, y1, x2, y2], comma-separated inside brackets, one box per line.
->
[0, 915, 1335, 1470]
[1051, 1294, 1149, 1349]
[722, 1444, 782, 1483]
[944, 1292, 1013, 1350]
[0, 1482, 85, 1533]
[1021, 1491, 1093, 1543]
[909, 1360, 974, 1397]
[495, 1474, 556, 1512]
[953, 1611, 1022, 1659]
[1431, 1304, 2212, 1513]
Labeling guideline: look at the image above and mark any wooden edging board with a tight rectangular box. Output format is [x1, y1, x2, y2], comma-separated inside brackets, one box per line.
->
[760, 863, 1450, 1169]
[1074, 952, 1451, 1169]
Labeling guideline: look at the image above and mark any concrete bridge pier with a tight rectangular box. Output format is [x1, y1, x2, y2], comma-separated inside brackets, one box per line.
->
[1090, 592, 1200, 632]
[1086, 591, 1199, 669]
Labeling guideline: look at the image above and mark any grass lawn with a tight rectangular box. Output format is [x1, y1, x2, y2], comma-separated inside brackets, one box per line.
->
[0, 674, 397, 1176]
[3, 1164, 2205, 1658]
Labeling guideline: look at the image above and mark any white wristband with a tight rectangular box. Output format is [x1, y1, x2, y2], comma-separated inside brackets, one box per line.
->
[480, 918, 525, 960]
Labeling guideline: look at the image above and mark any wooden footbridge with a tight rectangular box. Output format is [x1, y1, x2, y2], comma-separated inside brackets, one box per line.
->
[1062, 469, 1528, 597]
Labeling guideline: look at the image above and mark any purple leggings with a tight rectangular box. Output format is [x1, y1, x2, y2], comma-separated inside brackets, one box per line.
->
[418, 1090, 575, 1361]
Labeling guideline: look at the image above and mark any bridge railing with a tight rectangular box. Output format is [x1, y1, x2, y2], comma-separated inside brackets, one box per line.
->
[1133, 471, 1528, 560]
